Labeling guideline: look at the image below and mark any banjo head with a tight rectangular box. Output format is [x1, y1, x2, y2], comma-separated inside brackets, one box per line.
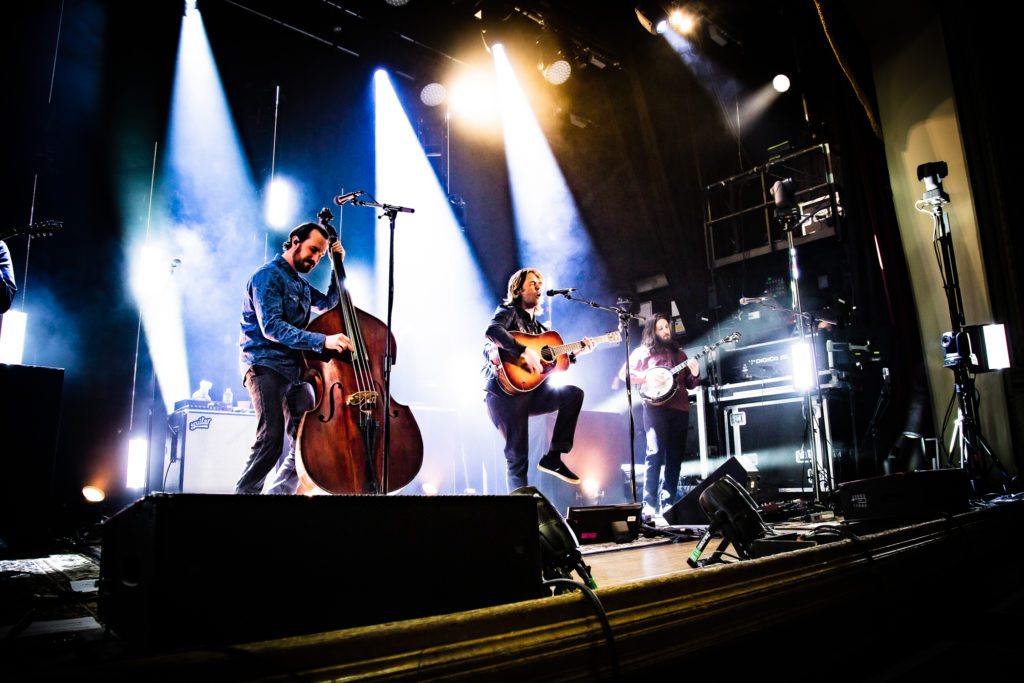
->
[640, 366, 675, 402]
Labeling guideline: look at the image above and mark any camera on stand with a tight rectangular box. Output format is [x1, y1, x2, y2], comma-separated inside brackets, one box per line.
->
[916, 160, 949, 204]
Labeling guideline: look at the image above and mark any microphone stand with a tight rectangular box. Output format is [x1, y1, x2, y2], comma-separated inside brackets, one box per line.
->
[556, 291, 645, 505]
[777, 207, 832, 502]
[351, 197, 414, 493]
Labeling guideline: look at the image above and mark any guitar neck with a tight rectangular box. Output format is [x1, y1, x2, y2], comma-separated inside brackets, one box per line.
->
[550, 333, 615, 358]
[665, 336, 734, 376]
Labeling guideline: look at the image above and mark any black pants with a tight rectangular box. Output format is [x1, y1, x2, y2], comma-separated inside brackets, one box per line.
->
[235, 365, 312, 495]
[642, 404, 689, 507]
[485, 383, 584, 491]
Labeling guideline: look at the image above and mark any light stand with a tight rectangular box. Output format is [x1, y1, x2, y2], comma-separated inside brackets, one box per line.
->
[916, 162, 1008, 490]
[771, 180, 832, 501]
[555, 291, 644, 504]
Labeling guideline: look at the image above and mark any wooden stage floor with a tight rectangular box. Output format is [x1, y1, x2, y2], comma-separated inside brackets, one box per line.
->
[3, 504, 1023, 681]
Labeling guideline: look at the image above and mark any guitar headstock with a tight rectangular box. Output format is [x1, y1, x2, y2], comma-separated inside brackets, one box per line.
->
[606, 331, 622, 344]
[1, 220, 63, 242]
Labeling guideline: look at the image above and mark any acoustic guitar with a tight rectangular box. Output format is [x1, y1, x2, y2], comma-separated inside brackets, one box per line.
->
[494, 329, 621, 395]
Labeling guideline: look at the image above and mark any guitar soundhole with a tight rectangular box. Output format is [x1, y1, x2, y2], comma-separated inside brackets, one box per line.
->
[540, 346, 555, 363]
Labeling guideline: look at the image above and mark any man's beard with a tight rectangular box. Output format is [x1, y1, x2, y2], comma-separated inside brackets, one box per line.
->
[651, 335, 679, 352]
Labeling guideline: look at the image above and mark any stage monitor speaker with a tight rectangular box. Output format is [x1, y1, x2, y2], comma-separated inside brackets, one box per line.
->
[0, 363, 64, 553]
[663, 456, 759, 526]
[99, 493, 543, 647]
[838, 469, 971, 521]
[567, 503, 643, 544]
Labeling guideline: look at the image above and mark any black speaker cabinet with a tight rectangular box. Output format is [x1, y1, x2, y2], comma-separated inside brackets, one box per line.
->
[99, 494, 543, 647]
[838, 469, 971, 521]
[0, 363, 64, 552]
[663, 456, 759, 526]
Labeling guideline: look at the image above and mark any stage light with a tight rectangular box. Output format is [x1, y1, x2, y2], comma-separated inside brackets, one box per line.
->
[492, 44, 607, 309]
[131, 244, 190, 412]
[82, 486, 106, 503]
[126, 437, 149, 490]
[264, 176, 298, 229]
[981, 324, 1011, 370]
[669, 9, 696, 34]
[696, 474, 771, 559]
[635, 4, 669, 35]
[448, 71, 500, 126]
[943, 323, 1012, 372]
[421, 482, 439, 496]
[737, 82, 784, 129]
[140, 1, 260, 417]
[373, 70, 500, 493]
[0, 309, 27, 364]
[541, 58, 572, 85]
[384, 0, 410, 6]
[791, 341, 814, 390]
[581, 478, 601, 499]
[512, 486, 594, 586]
[772, 74, 791, 93]
[419, 82, 447, 107]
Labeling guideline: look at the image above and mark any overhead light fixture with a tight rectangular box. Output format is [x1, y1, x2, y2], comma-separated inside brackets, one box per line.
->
[669, 8, 696, 34]
[541, 57, 571, 85]
[773, 74, 791, 93]
[420, 82, 447, 107]
[536, 32, 572, 85]
[635, 3, 669, 36]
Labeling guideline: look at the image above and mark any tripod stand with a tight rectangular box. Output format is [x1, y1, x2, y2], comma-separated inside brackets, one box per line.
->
[916, 162, 1008, 489]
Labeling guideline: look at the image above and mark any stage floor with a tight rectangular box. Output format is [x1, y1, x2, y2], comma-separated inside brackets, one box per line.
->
[4, 506, 1023, 681]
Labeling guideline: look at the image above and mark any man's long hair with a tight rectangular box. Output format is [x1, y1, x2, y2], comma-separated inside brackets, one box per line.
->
[281, 222, 331, 252]
[642, 313, 681, 352]
[503, 267, 544, 315]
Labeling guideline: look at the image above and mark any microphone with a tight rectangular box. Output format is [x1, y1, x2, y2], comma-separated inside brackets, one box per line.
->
[739, 296, 768, 306]
[546, 288, 576, 297]
[334, 190, 366, 206]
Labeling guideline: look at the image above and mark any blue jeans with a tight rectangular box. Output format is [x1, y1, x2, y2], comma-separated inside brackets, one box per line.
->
[235, 365, 315, 495]
[485, 383, 584, 491]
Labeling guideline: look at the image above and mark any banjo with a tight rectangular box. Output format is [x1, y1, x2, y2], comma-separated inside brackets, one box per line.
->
[639, 332, 741, 406]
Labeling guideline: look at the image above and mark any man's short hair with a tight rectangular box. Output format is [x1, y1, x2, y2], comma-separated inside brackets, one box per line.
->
[282, 222, 331, 252]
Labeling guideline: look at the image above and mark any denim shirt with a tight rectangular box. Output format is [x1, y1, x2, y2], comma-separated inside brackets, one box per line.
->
[239, 254, 340, 382]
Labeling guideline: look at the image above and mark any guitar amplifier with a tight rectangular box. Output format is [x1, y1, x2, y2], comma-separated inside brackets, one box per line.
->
[165, 408, 257, 493]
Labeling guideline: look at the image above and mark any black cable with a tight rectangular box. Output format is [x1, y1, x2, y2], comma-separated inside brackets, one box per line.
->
[161, 456, 176, 492]
[543, 577, 620, 679]
[808, 523, 874, 565]
[644, 523, 701, 542]
[939, 389, 956, 466]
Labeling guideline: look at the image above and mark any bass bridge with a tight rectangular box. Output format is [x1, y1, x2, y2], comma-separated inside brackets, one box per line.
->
[346, 390, 379, 411]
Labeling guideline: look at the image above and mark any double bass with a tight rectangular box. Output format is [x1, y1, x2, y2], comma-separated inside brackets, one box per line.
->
[295, 208, 423, 494]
